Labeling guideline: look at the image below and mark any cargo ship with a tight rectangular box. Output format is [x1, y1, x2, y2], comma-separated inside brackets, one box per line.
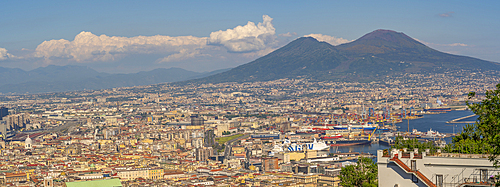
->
[332, 123, 377, 131]
[295, 130, 326, 135]
[321, 134, 343, 140]
[423, 107, 451, 112]
[324, 139, 371, 147]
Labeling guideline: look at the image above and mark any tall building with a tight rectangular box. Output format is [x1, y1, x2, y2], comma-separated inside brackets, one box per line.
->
[0, 107, 7, 120]
[190, 115, 204, 126]
[204, 129, 215, 148]
[5, 113, 30, 130]
[196, 147, 213, 161]
[262, 157, 279, 172]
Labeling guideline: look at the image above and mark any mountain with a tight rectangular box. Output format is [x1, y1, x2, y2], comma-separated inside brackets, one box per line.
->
[192, 29, 500, 83]
[0, 66, 227, 93]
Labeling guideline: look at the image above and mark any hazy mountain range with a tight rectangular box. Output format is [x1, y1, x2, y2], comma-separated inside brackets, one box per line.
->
[2, 29, 499, 94]
[0, 66, 228, 93]
[191, 29, 500, 83]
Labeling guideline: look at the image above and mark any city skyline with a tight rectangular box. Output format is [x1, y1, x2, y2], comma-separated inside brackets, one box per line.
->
[1, 1, 499, 73]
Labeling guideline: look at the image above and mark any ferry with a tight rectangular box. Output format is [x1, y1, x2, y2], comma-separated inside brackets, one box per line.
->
[333, 123, 377, 130]
[287, 138, 329, 151]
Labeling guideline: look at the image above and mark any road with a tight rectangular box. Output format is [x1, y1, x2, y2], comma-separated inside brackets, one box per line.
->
[223, 134, 249, 159]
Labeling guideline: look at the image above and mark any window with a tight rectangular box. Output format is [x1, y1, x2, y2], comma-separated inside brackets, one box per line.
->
[410, 160, 416, 171]
[480, 169, 488, 182]
[436, 174, 443, 187]
[411, 174, 418, 183]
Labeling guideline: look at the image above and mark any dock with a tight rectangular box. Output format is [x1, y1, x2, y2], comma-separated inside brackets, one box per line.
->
[446, 114, 476, 124]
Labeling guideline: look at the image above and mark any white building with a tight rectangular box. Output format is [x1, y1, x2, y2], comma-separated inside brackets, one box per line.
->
[377, 149, 499, 187]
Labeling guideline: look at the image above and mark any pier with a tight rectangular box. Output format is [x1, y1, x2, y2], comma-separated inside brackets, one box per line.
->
[446, 114, 476, 124]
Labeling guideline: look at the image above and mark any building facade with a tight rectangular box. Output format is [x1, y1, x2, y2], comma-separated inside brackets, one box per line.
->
[377, 149, 499, 187]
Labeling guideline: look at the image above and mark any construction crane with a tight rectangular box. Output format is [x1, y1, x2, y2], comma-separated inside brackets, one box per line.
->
[368, 108, 375, 117]
[368, 127, 378, 141]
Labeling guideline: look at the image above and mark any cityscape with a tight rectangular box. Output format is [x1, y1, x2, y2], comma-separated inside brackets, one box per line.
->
[0, 69, 498, 186]
[1, 1, 500, 187]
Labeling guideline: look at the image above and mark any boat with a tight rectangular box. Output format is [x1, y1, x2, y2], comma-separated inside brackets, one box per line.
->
[324, 139, 371, 147]
[423, 98, 451, 112]
[423, 107, 451, 112]
[295, 130, 326, 135]
[333, 123, 377, 130]
[287, 138, 329, 151]
[305, 138, 329, 151]
[379, 137, 394, 146]
[321, 134, 343, 140]
[422, 128, 446, 138]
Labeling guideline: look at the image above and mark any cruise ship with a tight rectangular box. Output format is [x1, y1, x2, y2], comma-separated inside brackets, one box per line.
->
[286, 138, 330, 151]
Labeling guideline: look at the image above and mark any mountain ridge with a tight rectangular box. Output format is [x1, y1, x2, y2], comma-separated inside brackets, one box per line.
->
[188, 29, 500, 84]
[0, 66, 228, 93]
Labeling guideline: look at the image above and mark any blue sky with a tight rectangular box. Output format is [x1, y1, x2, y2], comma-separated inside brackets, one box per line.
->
[0, 0, 499, 73]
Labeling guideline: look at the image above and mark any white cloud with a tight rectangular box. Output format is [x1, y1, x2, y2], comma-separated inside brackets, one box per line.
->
[439, 11, 454, 17]
[279, 32, 297, 37]
[447, 43, 467, 47]
[34, 31, 208, 62]
[414, 38, 468, 47]
[303, 34, 351, 46]
[208, 15, 276, 52]
[6, 15, 295, 72]
[159, 49, 210, 63]
[0, 48, 16, 61]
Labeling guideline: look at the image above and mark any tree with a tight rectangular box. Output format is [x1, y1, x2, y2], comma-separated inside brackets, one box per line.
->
[339, 157, 378, 187]
[467, 83, 500, 166]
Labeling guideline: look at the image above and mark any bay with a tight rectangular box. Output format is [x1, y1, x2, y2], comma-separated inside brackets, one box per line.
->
[330, 110, 477, 156]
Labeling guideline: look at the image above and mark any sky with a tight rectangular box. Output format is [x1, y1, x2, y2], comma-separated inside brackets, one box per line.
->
[0, 0, 499, 73]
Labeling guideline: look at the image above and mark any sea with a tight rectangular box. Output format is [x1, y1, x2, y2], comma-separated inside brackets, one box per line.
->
[329, 110, 477, 157]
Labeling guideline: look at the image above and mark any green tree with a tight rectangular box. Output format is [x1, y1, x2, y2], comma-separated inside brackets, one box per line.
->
[339, 157, 378, 187]
[467, 83, 500, 166]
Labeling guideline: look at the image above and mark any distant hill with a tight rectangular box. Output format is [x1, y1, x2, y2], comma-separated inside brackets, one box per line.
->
[191, 29, 500, 83]
[0, 66, 227, 93]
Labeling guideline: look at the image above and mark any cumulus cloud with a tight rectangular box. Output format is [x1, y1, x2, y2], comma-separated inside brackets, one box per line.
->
[0, 48, 16, 61]
[159, 49, 210, 63]
[439, 11, 454, 17]
[208, 15, 276, 52]
[303, 34, 351, 46]
[34, 31, 208, 62]
[6, 15, 298, 72]
[279, 32, 297, 37]
[447, 43, 467, 47]
[414, 38, 468, 47]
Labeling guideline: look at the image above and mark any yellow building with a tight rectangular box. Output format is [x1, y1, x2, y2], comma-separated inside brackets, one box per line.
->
[98, 139, 113, 145]
[116, 169, 148, 181]
[284, 152, 305, 162]
[130, 139, 138, 144]
[148, 168, 163, 180]
[232, 146, 245, 154]
[141, 139, 153, 144]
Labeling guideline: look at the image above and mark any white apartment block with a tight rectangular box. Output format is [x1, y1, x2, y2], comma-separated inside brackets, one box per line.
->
[377, 149, 499, 187]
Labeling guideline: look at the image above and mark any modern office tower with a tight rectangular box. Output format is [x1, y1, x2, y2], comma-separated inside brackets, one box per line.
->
[0, 107, 8, 120]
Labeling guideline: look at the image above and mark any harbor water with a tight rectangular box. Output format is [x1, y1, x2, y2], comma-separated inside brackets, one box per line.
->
[330, 110, 477, 157]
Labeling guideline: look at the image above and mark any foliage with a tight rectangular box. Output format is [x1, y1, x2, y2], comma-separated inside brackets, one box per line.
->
[391, 136, 438, 154]
[339, 157, 378, 187]
[215, 134, 244, 145]
[467, 83, 500, 166]
[443, 124, 490, 154]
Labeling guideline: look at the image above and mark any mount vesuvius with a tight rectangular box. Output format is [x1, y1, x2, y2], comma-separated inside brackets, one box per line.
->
[190, 29, 500, 83]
